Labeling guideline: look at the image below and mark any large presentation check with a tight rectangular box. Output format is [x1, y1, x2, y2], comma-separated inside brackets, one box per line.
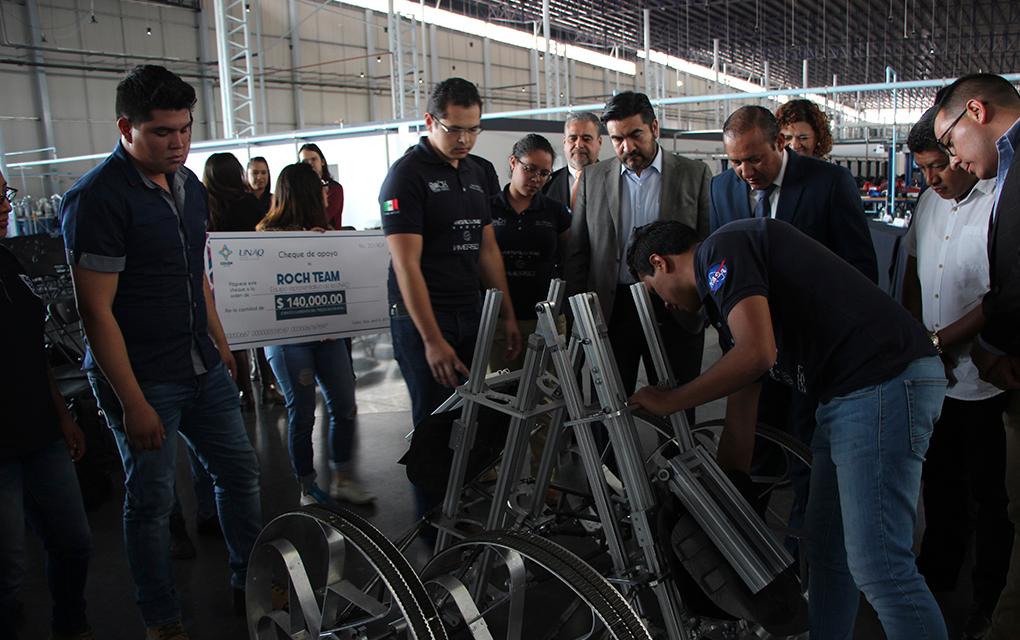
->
[206, 231, 390, 349]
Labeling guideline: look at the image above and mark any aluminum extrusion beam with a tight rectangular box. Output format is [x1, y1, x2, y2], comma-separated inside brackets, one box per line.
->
[212, 0, 257, 138]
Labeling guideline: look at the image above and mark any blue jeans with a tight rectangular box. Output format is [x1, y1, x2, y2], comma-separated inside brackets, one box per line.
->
[89, 362, 262, 626]
[171, 445, 217, 524]
[0, 439, 92, 636]
[807, 356, 947, 639]
[390, 303, 481, 519]
[265, 339, 357, 484]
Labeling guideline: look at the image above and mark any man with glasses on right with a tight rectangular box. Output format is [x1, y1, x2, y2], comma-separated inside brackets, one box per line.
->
[379, 77, 520, 529]
[934, 72, 1020, 640]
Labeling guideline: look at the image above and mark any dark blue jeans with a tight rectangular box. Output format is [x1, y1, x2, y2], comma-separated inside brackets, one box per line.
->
[0, 439, 92, 636]
[391, 303, 481, 519]
[89, 362, 262, 626]
[265, 339, 357, 484]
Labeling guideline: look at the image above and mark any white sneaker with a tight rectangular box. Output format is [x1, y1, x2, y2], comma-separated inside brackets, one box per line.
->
[300, 484, 335, 506]
[331, 478, 376, 504]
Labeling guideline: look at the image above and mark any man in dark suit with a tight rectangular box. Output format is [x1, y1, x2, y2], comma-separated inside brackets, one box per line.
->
[709, 106, 878, 430]
[543, 112, 602, 210]
[933, 72, 1020, 640]
[565, 91, 711, 400]
[710, 105, 878, 282]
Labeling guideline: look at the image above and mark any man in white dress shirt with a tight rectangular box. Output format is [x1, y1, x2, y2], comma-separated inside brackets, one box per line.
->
[903, 107, 1011, 639]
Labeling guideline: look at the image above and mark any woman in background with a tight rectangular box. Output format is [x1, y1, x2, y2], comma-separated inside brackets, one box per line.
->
[775, 99, 834, 159]
[203, 152, 264, 408]
[244, 156, 284, 405]
[247, 156, 272, 217]
[298, 143, 344, 229]
[257, 163, 373, 505]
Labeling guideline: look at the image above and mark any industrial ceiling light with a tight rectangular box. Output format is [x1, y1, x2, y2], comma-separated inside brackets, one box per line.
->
[360, 72, 366, 78]
[146, 26, 152, 36]
[245, 3, 251, 12]
[376, 56, 382, 62]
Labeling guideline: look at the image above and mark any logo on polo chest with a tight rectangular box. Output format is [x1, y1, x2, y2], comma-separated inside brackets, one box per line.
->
[428, 180, 450, 192]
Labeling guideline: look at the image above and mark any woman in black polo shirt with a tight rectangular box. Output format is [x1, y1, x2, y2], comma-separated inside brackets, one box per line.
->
[0, 173, 93, 639]
[489, 134, 571, 372]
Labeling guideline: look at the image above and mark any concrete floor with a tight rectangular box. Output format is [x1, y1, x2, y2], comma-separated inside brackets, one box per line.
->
[16, 329, 974, 639]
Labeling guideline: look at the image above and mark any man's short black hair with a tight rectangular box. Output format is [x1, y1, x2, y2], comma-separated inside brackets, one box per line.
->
[116, 65, 196, 124]
[906, 107, 943, 155]
[427, 78, 483, 118]
[627, 220, 700, 280]
[936, 73, 1020, 116]
[723, 105, 780, 142]
[602, 91, 656, 126]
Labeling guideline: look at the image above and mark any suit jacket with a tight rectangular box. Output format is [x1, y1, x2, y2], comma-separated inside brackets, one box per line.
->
[543, 166, 572, 208]
[709, 148, 878, 283]
[564, 150, 712, 319]
[982, 151, 1020, 355]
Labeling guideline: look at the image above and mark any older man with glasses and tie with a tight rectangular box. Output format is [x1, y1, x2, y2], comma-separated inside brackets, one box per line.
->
[933, 72, 1020, 640]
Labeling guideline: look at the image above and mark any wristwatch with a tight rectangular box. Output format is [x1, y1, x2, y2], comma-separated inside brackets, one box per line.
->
[929, 331, 943, 355]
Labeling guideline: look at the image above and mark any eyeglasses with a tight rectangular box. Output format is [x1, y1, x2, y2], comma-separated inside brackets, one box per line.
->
[516, 160, 553, 180]
[1, 185, 17, 203]
[430, 114, 483, 137]
[936, 106, 969, 156]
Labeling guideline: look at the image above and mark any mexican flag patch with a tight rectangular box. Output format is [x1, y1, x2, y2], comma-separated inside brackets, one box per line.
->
[382, 198, 399, 214]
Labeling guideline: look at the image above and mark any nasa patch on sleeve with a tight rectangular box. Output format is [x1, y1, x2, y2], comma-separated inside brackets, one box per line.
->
[707, 259, 728, 293]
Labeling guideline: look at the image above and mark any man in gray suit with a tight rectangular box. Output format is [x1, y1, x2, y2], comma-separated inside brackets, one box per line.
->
[543, 111, 603, 209]
[565, 91, 712, 400]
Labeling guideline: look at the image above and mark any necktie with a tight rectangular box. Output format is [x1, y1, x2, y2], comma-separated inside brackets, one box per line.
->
[570, 168, 583, 210]
[754, 184, 777, 218]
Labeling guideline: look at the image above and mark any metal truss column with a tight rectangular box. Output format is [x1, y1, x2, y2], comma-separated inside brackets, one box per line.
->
[429, 23, 439, 96]
[365, 9, 377, 120]
[24, 0, 55, 195]
[388, 4, 422, 120]
[196, 7, 218, 139]
[287, 0, 304, 129]
[530, 22, 541, 110]
[643, 8, 651, 95]
[212, 0, 257, 138]
[251, 0, 269, 133]
[482, 37, 492, 104]
[542, 1, 552, 111]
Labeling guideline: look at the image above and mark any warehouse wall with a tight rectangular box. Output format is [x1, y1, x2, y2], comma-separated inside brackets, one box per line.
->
[0, 0, 739, 198]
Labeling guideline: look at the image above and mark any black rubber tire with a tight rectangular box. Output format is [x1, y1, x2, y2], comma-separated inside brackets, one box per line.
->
[248, 504, 448, 640]
[688, 419, 811, 468]
[421, 529, 652, 640]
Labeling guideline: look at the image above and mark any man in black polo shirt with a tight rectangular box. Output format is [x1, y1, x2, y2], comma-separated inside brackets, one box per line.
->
[62, 66, 261, 639]
[627, 219, 947, 639]
[380, 78, 520, 520]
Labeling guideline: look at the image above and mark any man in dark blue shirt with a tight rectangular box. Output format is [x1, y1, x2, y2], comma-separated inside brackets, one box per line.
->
[627, 219, 946, 639]
[380, 78, 520, 522]
[61, 65, 261, 638]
